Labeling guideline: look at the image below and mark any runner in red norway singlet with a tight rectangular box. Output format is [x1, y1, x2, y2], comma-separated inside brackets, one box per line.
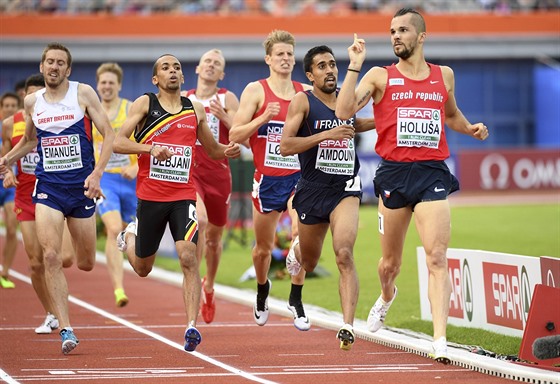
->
[250, 79, 304, 177]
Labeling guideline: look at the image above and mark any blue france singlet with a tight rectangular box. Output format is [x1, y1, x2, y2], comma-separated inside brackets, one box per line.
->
[298, 90, 360, 184]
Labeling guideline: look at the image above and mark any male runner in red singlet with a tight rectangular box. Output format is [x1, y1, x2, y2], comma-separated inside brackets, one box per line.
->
[336, 8, 489, 363]
[181, 49, 240, 324]
[114, 54, 240, 353]
[230, 30, 312, 331]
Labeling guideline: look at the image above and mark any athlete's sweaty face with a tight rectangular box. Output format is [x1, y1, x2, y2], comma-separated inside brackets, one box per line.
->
[97, 71, 121, 103]
[0, 96, 19, 119]
[266, 43, 295, 75]
[40, 49, 71, 89]
[196, 51, 225, 82]
[309, 52, 338, 94]
[390, 14, 423, 60]
[154, 55, 184, 91]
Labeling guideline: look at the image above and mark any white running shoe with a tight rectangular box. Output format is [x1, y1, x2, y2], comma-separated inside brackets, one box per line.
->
[35, 313, 59, 334]
[337, 323, 355, 351]
[286, 236, 301, 276]
[287, 301, 310, 331]
[429, 336, 451, 364]
[367, 286, 398, 332]
[253, 280, 271, 326]
[117, 221, 136, 252]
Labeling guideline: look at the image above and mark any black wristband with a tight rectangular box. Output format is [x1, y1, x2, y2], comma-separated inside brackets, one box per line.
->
[347, 68, 361, 73]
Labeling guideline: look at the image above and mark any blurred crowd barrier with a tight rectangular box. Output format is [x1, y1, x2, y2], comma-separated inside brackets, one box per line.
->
[2, 0, 559, 15]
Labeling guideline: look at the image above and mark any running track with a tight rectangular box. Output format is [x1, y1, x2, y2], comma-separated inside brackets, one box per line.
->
[0, 234, 557, 384]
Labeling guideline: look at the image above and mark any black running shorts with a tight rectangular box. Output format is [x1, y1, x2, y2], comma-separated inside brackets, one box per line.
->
[135, 199, 198, 258]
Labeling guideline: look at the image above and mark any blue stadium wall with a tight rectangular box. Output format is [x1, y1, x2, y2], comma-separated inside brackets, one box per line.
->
[0, 58, 536, 151]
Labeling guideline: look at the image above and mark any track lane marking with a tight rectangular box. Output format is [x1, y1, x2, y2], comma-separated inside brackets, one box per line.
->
[7, 269, 278, 384]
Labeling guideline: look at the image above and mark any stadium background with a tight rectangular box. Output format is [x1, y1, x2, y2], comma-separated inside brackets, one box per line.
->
[0, 4, 559, 381]
[2, 5, 559, 149]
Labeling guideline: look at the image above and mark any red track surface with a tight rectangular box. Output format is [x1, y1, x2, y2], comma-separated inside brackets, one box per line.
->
[0, 240, 516, 384]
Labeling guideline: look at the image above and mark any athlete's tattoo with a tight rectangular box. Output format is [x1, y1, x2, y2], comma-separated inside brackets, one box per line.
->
[357, 90, 371, 107]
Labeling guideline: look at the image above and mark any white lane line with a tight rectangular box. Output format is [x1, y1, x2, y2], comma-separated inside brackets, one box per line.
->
[0, 368, 20, 384]
[0, 323, 292, 332]
[7, 269, 278, 384]
[105, 356, 152, 360]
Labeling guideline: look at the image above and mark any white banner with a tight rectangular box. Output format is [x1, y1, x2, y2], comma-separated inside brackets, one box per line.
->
[417, 248, 543, 337]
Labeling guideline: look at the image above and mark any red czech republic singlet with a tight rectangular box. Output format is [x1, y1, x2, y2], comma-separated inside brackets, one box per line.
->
[373, 63, 450, 162]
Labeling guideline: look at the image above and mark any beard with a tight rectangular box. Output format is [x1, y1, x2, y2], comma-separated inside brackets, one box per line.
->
[45, 73, 64, 88]
[394, 44, 415, 60]
[166, 82, 181, 91]
[317, 81, 337, 94]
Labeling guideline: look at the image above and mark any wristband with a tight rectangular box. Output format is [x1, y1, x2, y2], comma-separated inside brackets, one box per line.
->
[347, 68, 361, 73]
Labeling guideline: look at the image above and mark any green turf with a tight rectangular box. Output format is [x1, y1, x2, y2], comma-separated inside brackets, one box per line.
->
[100, 203, 560, 357]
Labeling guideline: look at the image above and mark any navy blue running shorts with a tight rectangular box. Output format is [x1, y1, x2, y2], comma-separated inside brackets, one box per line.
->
[373, 160, 459, 210]
[293, 176, 362, 225]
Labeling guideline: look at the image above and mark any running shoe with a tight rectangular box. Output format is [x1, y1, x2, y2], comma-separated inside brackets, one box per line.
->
[0, 276, 15, 289]
[60, 328, 79, 354]
[286, 236, 301, 276]
[337, 323, 355, 351]
[117, 221, 136, 252]
[114, 288, 129, 308]
[200, 277, 216, 324]
[184, 326, 202, 352]
[35, 313, 59, 334]
[367, 286, 398, 332]
[287, 300, 310, 331]
[253, 279, 271, 326]
[429, 336, 451, 364]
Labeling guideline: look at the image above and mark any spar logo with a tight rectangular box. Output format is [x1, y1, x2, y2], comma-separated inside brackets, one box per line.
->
[447, 258, 474, 321]
[483, 262, 531, 330]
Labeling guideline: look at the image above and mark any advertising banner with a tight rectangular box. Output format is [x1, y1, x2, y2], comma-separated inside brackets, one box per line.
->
[417, 248, 543, 337]
[457, 149, 560, 191]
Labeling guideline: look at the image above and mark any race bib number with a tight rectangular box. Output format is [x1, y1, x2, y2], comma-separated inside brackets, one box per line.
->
[21, 149, 39, 174]
[264, 121, 299, 170]
[149, 142, 192, 183]
[195, 111, 220, 146]
[106, 152, 131, 170]
[396, 107, 442, 148]
[316, 138, 355, 175]
[41, 134, 83, 172]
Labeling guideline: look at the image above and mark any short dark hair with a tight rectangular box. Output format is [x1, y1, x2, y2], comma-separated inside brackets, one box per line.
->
[41, 42, 73, 68]
[303, 45, 334, 73]
[152, 54, 178, 76]
[394, 8, 426, 33]
[14, 79, 26, 92]
[0, 92, 20, 107]
[25, 73, 45, 91]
